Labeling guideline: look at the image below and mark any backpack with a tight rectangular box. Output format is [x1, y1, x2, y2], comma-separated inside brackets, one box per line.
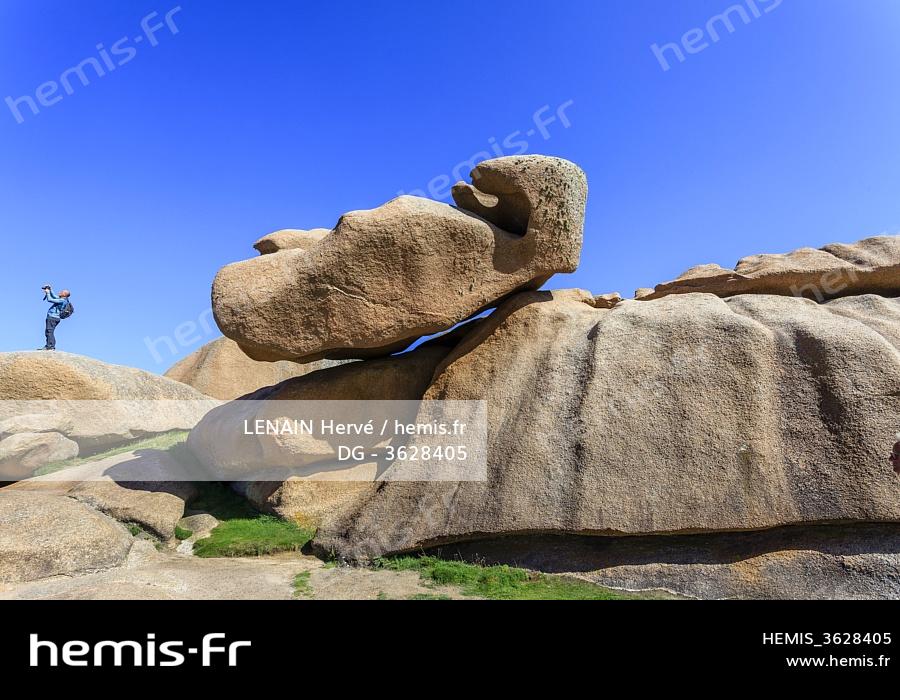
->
[59, 299, 74, 320]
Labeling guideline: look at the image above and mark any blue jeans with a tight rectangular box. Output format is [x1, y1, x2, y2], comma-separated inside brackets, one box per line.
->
[45, 316, 60, 349]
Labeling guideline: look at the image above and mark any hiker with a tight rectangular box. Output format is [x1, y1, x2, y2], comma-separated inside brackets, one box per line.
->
[891, 433, 900, 475]
[40, 285, 73, 351]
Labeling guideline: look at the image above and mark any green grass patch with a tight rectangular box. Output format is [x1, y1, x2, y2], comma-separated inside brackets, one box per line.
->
[174, 526, 193, 541]
[408, 593, 451, 601]
[35, 430, 190, 476]
[375, 556, 641, 600]
[187, 483, 315, 559]
[193, 515, 315, 558]
[127, 524, 143, 537]
[293, 571, 313, 598]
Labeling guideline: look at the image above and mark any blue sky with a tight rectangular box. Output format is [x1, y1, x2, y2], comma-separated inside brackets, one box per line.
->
[2, 0, 900, 372]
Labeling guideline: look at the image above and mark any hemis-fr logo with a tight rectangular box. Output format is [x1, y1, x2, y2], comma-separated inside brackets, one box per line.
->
[30, 633, 251, 668]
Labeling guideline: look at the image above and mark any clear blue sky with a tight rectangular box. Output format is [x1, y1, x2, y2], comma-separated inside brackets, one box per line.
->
[2, 0, 900, 372]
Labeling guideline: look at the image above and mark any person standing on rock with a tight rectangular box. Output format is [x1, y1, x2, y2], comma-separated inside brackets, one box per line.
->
[40, 285, 72, 351]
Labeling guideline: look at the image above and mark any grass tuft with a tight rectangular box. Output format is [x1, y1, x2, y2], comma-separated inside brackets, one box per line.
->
[174, 526, 193, 541]
[375, 556, 639, 600]
[292, 571, 313, 598]
[408, 593, 451, 601]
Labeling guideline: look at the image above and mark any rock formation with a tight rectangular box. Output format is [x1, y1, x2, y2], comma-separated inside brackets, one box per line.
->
[0, 491, 133, 583]
[187, 344, 450, 513]
[443, 526, 900, 600]
[0, 351, 217, 477]
[0, 354, 219, 582]
[0, 351, 214, 402]
[7, 449, 201, 540]
[211, 155, 588, 363]
[310, 287, 900, 560]
[641, 235, 900, 301]
[164, 337, 346, 401]
[5, 150, 898, 599]
[0, 432, 79, 480]
[189, 184, 900, 598]
[253, 228, 331, 255]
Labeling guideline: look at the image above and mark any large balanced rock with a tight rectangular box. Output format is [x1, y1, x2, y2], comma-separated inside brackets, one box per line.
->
[313, 288, 900, 560]
[212, 155, 587, 363]
[0, 352, 217, 459]
[642, 235, 900, 301]
[165, 337, 346, 401]
[0, 491, 133, 583]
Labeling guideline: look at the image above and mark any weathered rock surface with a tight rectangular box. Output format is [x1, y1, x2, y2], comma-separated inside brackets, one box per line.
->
[253, 228, 331, 255]
[178, 513, 219, 533]
[643, 235, 900, 301]
[245, 344, 447, 403]
[165, 337, 346, 401]
[0, 352, 218, 465]
[0, 491, 133, 583]
[592, 292, 623, 309]
[0, 546, 306, 600]
[443, 525, 900, 600]
[4, 450, 203, 539]
[312, 289, 900, 560]
[212, 155, 587, 363]
[0, 550, 471, 600]
[69, 481, 193, 540]
[0, 432, 78, 480]
[188, 344, 450, 519]
[0, 413, 71, 436]
[0, 351, 213, 402]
